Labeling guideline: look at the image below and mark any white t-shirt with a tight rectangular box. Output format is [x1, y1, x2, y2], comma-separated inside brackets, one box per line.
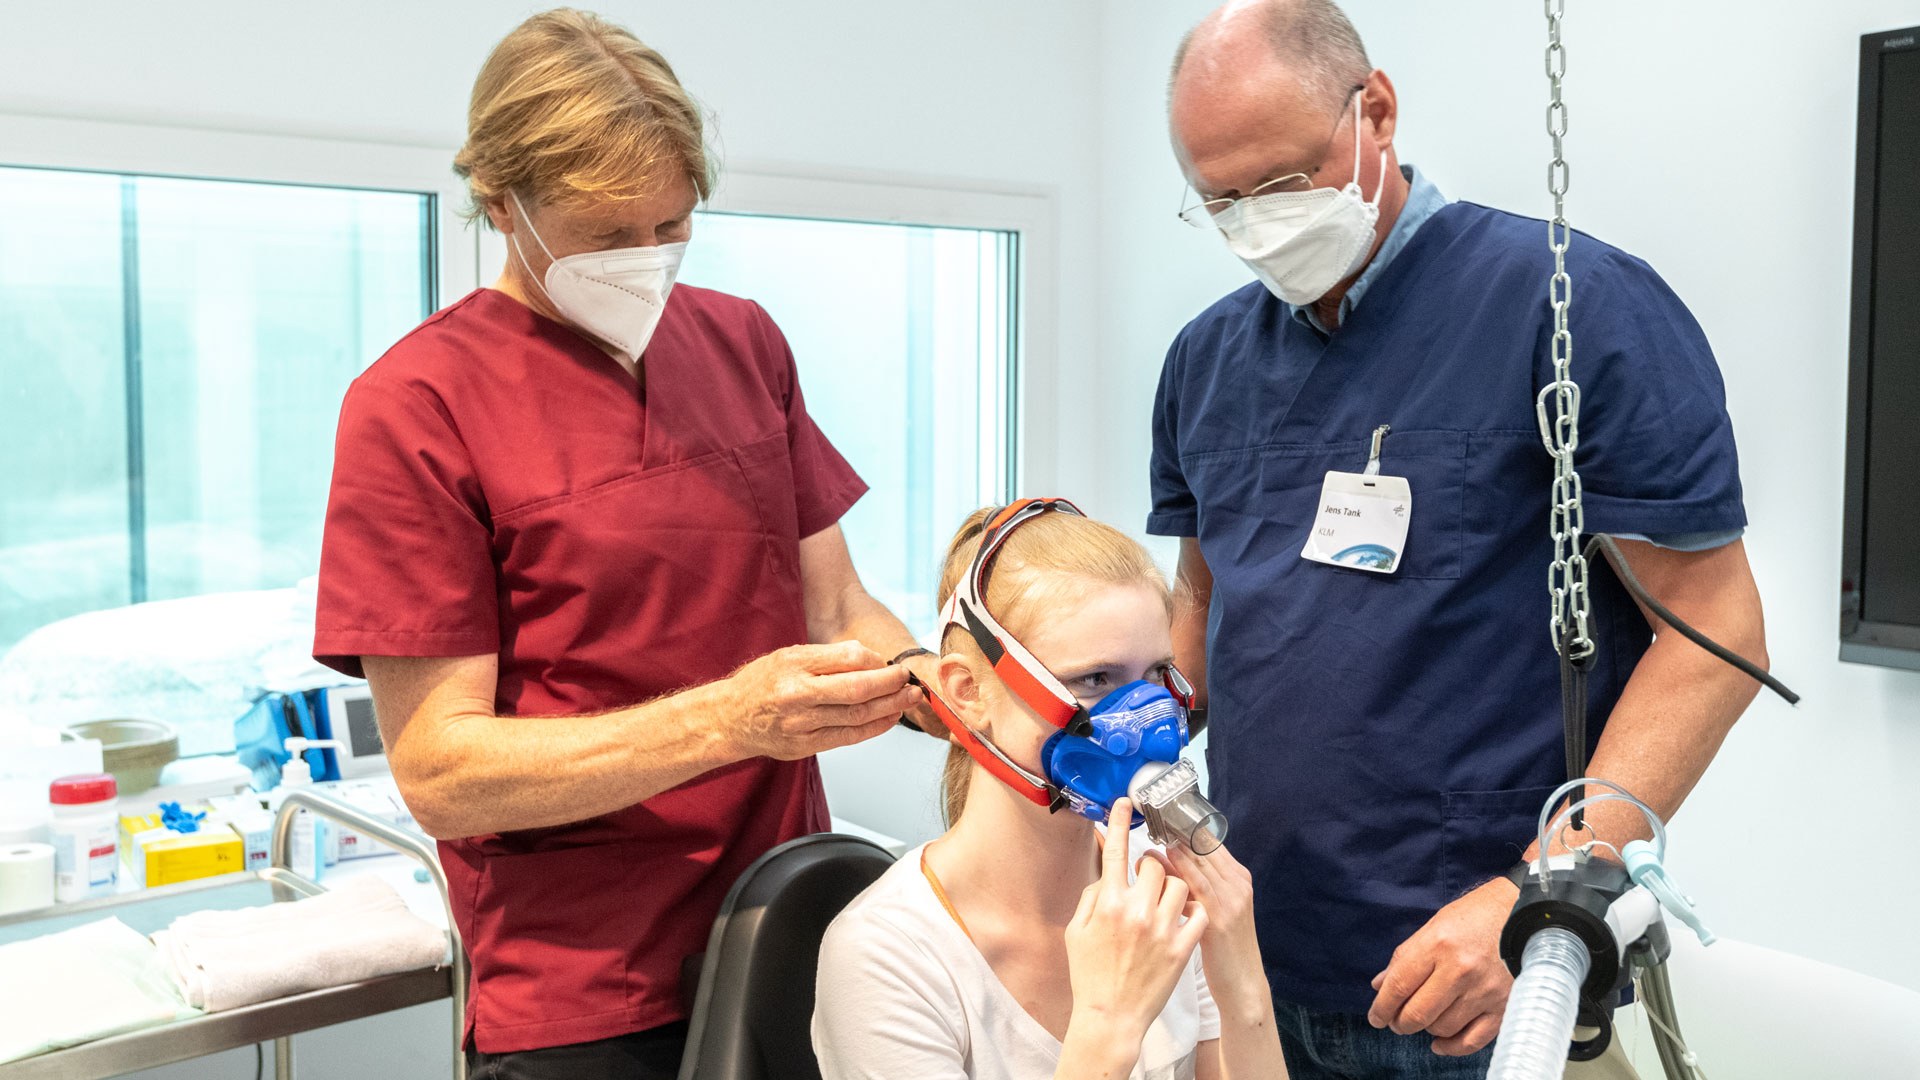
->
[812, 836, 1221, 1080]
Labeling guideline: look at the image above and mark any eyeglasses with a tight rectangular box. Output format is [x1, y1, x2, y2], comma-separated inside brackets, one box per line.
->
[1175, 85, 1368, 230]
[1177, 172, 1316, 228]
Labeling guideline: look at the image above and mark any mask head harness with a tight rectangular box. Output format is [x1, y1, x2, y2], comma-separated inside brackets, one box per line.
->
[916, 499, 1195, 818]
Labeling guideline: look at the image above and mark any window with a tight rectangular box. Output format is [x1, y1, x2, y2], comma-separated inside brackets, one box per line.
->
[0, 142, 1039, 798]
[679, 211, 1017, 640]
[0, 164, 435, 753]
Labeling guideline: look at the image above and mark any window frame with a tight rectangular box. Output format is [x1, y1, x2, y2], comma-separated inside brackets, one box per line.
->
[0, 113, 480, 302]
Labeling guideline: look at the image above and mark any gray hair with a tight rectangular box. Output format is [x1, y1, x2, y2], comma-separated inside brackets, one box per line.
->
[1173, 0, 1373, 113]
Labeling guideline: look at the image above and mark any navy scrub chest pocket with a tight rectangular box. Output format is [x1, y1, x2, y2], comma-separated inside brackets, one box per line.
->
[1188, 429, 1467, 582]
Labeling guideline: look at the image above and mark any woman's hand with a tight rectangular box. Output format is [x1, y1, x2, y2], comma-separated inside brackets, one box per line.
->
[1057, 799, 1209, 1078]
[1159, 840, 1269, 1013]
[1160, 840, 1288, 1078]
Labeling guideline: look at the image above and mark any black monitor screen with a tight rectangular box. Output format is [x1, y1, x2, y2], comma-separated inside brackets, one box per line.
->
[343, 695, 384, 759]
[1864, 47, 1920, 628]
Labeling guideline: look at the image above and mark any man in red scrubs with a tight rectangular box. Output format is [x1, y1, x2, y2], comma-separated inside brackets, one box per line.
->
[313, 11, 935, 1078]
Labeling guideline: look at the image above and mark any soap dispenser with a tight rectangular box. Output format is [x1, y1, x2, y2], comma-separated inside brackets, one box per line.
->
[280, 737, 341, 881]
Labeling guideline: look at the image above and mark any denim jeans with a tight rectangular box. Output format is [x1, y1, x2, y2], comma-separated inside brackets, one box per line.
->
[1273, 1001, 1495, 1080]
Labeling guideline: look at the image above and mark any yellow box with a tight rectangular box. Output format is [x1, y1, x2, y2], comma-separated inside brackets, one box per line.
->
[118, 812, 246, 888]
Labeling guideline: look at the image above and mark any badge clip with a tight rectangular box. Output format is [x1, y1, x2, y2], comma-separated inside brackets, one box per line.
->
[1363, 424, 1390, 478]
[1301, 423, 1411, 575]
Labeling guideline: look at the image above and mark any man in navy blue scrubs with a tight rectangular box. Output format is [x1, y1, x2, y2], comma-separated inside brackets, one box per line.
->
[1150, 3, 1770, 1077]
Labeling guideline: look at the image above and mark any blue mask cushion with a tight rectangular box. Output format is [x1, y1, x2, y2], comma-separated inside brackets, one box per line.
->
[1041, 680, 1190, 824]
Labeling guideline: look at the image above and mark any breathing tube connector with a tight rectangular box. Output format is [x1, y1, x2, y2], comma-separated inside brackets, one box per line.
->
[1488, 927, 1592, 1080]
[1128, 760, 1228, 854]
[1495, 855, 1634, 1078]
[1496, 778, 1716, 1080]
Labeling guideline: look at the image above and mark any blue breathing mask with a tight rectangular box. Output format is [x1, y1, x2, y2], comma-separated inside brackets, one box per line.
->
[1040, 680, 1226, 852]
[1042, 680, 1186, 824]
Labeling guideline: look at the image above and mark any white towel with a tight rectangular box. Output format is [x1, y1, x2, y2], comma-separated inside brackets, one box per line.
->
[152, 875, 449, 1012]
[0, 917, 198, 1064]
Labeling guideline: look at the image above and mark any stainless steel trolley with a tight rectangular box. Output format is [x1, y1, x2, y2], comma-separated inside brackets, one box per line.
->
[0, 789, 467, 1080]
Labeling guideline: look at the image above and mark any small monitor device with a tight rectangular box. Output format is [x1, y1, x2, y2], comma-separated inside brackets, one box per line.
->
[321, 683, 388, 778]
[1843, 25, 1920, 671]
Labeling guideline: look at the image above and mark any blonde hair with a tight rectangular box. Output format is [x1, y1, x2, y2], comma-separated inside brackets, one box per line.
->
[934, 506, 1171, 826]
[453, 8, 714, 225]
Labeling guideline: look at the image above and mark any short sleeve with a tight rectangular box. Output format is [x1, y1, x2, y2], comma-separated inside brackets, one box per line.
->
[811, 912, 969, 1080]
[1147, 333, 1200, 537]
[1547, 253, 1747, 537]
[752, 304, 868, 539]
[313, 375, 499, 678]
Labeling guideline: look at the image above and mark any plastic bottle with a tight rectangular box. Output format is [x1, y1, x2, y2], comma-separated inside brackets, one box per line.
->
[279, 739, 341, 881]
[48, 773, 119, 902]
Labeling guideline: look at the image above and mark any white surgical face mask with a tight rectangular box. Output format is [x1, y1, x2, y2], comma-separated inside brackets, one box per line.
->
[1217, 92, 1387, 306]
[509, 191, 686, 366]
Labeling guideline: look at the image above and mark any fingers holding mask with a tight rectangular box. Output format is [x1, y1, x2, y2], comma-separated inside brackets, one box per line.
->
[1131, 844, 1167, 892]
[1065, 797, 1204, 1039]
[809, 662, 913, 709]
[1161, 840, 1208, 889]
[1104, 800, 1185, 925]
[790, 639, 888, 675]
[1099, 798, 1134, 890]
[723, 642, 918, 759]
[1154, 869, 1190, 924]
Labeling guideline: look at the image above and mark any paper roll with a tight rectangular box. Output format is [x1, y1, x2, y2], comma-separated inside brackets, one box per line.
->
[0, 842, 56, 916]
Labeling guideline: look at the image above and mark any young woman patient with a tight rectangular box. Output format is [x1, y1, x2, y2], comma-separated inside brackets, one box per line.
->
[813, 500, 1287, 1079]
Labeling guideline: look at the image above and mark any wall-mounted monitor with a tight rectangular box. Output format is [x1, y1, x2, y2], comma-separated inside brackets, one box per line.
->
[1843, 25, 1920, 672]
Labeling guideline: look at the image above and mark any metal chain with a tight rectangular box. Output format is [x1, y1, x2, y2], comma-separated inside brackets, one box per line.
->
[1537, 0, 1594, 660]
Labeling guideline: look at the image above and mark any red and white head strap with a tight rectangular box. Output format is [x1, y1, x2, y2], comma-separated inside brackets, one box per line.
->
[907, 500, 1092, 811]
[939, 499, 1097, 738]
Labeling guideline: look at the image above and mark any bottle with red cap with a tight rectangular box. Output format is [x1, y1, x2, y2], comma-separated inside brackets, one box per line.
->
[49, 773, 119, 902]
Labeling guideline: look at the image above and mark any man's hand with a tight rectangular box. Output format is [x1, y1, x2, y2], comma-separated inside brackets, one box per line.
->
[1367, 877, 1518, 1056]
[714, 641, 921, 760]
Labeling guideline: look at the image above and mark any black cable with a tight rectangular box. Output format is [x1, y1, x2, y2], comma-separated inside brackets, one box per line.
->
[1588, 534, 1801, 705]
[1557, 535, 1797, 834]
[254, 1042, 263, 1080]
[1560, 643, 1594, 832]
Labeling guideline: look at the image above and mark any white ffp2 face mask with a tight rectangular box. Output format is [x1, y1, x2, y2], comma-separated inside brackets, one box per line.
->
[509, 191, 686, 366]
[1218, 92, 1388, 306]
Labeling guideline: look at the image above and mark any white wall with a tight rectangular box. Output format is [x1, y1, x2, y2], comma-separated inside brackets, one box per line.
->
[1095, 0, 1920, 996]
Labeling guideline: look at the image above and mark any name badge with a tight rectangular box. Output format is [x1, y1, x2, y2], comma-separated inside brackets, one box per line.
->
[1300, 424, 1410, 574]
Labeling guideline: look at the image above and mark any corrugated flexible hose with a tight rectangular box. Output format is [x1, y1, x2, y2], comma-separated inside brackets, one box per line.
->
[1487, 927, 1592, 1080]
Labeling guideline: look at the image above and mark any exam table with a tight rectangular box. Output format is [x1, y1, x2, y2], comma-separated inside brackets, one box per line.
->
[0, 790, 467, 1080]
